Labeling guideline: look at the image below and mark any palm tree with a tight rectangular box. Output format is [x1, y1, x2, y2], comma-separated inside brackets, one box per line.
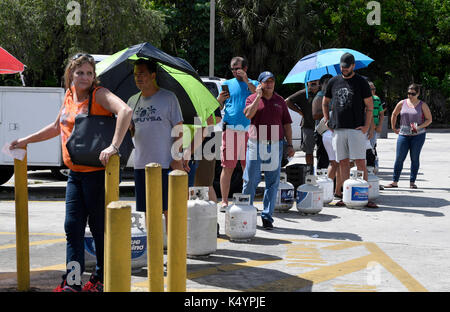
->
[217, 0, 314, 77]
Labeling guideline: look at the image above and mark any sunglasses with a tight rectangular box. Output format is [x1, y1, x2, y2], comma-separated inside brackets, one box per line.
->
[407, 92, 417, 96]
[230, 67, 242, 71]
[72, 53, 94, 61]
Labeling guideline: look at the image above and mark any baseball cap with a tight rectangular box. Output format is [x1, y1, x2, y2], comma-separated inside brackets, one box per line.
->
[258, 71, 275, 83]
[340, 52, 355, 68]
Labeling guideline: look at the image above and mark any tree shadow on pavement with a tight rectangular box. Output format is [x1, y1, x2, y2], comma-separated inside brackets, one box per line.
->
[374, 193, 448, 217]
[185, 248, 313, 292]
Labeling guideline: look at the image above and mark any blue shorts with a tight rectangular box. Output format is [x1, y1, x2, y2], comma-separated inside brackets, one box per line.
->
[134, 160, 198, 213]
[134, 168, 170, 212]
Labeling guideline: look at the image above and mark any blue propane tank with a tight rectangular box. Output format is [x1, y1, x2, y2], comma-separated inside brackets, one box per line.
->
[84, 212, 147, 272]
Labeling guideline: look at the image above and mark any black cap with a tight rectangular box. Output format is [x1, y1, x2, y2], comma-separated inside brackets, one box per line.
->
[340, 52, 355, 68]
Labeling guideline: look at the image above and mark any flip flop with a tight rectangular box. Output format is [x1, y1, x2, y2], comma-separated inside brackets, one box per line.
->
[334, 193, 343, 199]
[219, 203, 228, 213]
[366, 201, 378, 208]
[335, 200, 346, 207]
[384, 183, 398, 188]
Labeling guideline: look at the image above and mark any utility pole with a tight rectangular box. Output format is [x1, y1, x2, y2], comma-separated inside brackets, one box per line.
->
[209, 0, 215, 77]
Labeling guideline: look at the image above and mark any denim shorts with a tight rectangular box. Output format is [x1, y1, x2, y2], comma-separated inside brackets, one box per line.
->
[134, 161, 197, 213]
[134, 168, 170, 212]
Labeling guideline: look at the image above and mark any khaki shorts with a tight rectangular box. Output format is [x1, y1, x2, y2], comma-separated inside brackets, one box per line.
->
[332, 129, 367, 161]
[194, 158, 216, 186]
[301, 127, 315, 154]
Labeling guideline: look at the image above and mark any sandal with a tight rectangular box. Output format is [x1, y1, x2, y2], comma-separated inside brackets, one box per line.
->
[335, 200, 346, 207]
[366, 201, 378, 208]
[384, 183, 398, 188]
[334, 193, 343, 199]
[410, 183, 418, 189]
[219, 202, 228, 213]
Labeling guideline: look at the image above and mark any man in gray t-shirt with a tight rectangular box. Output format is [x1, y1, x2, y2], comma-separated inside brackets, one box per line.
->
[128, 88, 183, 169]
[128, 59, 185, 225]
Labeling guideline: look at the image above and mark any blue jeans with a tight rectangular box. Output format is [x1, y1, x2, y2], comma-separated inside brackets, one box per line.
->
[187, 160, 199, 187]
[242, 140, 283, 224]
[65, 170, 105, 283]
[393, 133, 426, 183]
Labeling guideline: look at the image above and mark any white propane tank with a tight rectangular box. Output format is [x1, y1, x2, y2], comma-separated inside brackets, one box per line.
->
[225, 194, 257, 242]
[316, 169, 334, 204]
[343, 170, 369, 208]
[275, 172, 295, 212]
[187, 187, 217, 257]
[367, 166, 380, 200]
[296, 175, 323, 214]
[84, 212, 147, 271]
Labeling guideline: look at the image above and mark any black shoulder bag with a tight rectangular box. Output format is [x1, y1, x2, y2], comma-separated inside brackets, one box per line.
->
[66, 90, 134, 168]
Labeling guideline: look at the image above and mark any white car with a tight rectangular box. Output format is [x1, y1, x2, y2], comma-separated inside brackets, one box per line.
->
[200, 76, 302, 150]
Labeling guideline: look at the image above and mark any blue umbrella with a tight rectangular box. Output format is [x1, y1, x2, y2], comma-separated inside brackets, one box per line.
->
[283, 48, 374, 85]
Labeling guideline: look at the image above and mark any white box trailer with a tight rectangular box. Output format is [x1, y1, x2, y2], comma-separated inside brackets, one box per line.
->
[0, 86, 65, 184]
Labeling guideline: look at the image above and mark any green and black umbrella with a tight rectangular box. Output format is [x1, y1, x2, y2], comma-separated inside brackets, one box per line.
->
[96, 42, 219, 126]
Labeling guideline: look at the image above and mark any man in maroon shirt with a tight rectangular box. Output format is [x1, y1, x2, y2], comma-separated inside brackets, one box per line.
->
[243, 71, 295, 229]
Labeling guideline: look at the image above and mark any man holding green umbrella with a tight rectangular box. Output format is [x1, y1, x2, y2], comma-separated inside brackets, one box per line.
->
[128, 58, 186, 226]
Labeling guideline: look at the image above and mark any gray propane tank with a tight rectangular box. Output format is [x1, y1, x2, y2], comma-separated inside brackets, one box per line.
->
[225, 194, 257, 242]
[296, 175, 323, 214]
[367, 166, 380, 200]
[275, 172, 295, 212]
[187, 187, 217, 257]
[343, 170, 369, 208]
[316, 169, 334, 204]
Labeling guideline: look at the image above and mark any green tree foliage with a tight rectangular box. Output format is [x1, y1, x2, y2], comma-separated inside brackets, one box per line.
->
[150, 0, 232, 77]
[1, 0, 448, 123]
[0, 0, 167, 87]
[216, 0, 449, 124]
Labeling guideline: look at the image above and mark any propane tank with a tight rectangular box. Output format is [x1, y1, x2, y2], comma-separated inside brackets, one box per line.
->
[316, 169, 334, 204]
[275, 172, 295, 212]
[343, 170, 369, 208]
[187, 187, 217, 257]
[367, 166, 380, 200]
[84, 212, 147, 271]
[296, 175, 323, 214]
[225, 194, 257, 242]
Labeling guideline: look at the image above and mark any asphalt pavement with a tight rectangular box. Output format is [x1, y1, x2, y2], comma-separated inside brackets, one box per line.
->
[0, 130, 449, 294]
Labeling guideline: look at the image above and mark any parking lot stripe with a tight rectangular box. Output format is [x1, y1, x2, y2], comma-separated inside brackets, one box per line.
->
[0, 232, 65, 237]
[0, 238, 66, 251]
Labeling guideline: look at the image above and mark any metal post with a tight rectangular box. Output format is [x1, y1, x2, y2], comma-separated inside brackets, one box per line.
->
[167, 170, 188, 292]
[145, 163, 164, 292]
[209, 0, 215, 77]
[14, 148, 30, 291]
[104, 201, 131, 292]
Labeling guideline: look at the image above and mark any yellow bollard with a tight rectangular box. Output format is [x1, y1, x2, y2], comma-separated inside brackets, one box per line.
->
[104, 154, 120, 279]
[14, 148, 30, 291]
[105, 154, 120, 207]
[167, 170, 188, 292]
[145, 163, 164, 292]
[104, 201, 131, 292]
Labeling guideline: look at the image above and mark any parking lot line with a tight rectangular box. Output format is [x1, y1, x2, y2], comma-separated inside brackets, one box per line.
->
[0, 238, 66, 251]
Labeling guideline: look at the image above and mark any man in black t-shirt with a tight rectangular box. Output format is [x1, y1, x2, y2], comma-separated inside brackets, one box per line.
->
[322, 52, 376, 208]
